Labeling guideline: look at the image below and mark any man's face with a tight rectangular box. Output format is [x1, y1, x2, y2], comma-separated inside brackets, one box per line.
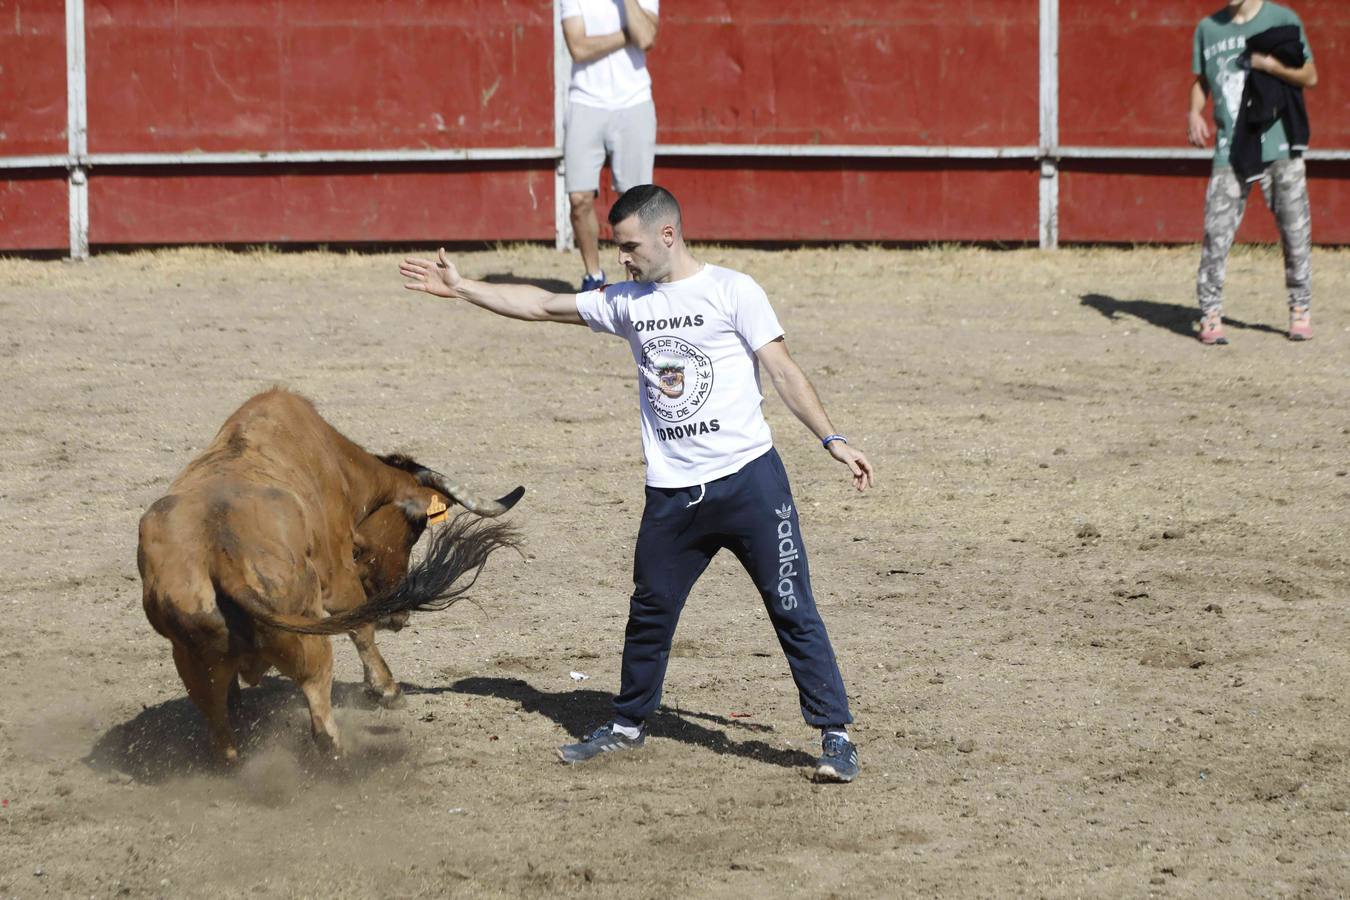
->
[613, 215, 672, 283]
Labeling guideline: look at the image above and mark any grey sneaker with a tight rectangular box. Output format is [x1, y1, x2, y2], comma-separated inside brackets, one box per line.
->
[557, 722, 645, 763]
[814, 732, 859, 783]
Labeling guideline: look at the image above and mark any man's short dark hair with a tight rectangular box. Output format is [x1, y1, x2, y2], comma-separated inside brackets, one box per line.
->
[608, 184, 682, 230]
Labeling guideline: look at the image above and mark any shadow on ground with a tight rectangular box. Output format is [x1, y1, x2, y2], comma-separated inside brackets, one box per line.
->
[436, 676, 816, 769]
[85, 677, 399, 784]
[91, 673, 815, 780]
[482, 273, 576, 294]
[1080, 293, 1284, 339]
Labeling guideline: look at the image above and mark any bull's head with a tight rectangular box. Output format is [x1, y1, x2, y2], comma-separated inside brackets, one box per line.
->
[352, 489, 445, 630]
[356, 456, 525, 629]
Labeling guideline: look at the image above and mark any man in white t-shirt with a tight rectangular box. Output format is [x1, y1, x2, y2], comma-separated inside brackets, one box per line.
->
[560, 0, 659, 293]
[400, 185, 874, 783]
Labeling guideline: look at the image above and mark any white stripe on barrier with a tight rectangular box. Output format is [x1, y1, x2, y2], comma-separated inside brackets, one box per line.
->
[553, 0, 573, 251]
[7, 146, 1349, 171]
[1039, 0, 1060, 250]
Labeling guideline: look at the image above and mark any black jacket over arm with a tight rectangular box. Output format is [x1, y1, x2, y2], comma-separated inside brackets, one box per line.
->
[1231, 24, 1311, 182]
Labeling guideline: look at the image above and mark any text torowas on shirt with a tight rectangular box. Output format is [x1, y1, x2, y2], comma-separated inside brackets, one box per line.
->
[576, 264, 783, 488]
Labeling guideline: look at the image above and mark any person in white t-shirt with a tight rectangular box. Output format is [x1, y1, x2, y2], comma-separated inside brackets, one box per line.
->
[400, 185, 874, 783]
[560, 0, 659, 293]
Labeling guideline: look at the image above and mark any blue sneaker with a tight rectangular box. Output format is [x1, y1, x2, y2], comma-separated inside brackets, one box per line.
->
[814, 732, 859, 783]
[557, 722, 645, 763]
[579, 271, 606, 292]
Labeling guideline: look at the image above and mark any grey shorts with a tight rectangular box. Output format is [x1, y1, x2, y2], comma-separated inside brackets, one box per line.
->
[563, 100, 656, 195]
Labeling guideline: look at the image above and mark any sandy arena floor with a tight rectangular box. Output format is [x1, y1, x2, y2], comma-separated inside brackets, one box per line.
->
[1, 243, 1347, 898]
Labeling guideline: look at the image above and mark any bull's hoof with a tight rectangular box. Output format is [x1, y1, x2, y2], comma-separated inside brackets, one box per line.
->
[375, 613, 410, 632]
[312, 731, 342, 759]
[376, 689, 406, 710]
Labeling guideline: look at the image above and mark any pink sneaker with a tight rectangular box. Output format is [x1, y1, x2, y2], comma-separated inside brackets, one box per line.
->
[1288, 306, 1312, 341]
[1198, 309, 1228, 345]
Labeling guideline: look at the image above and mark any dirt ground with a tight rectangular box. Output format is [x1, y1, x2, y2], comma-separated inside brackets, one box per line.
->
[1, 242, 1347, 898]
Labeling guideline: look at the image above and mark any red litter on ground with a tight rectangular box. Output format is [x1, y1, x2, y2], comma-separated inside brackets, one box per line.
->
[729, 713, 752, 718]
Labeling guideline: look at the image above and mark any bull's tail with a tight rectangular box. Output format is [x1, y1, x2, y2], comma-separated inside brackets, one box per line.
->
[228, 513, 522, 636]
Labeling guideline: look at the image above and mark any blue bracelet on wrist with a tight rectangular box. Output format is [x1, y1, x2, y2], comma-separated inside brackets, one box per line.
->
[821, 434, 848, 449]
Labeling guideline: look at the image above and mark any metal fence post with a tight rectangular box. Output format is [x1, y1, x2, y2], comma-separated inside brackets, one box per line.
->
[1039, 0, 1060, 250]
[66, 0, 89, 259]
[553, 0, 573, 251]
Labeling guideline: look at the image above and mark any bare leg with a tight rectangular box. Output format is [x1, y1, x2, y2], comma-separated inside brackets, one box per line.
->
[570, 191, 602, 277]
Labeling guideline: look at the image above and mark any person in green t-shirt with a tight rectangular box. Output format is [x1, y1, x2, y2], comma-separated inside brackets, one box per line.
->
[1186, 0, 1319, 344]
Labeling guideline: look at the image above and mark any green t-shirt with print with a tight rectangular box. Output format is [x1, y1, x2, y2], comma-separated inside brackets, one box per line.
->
[1192, 2, 1312, 169]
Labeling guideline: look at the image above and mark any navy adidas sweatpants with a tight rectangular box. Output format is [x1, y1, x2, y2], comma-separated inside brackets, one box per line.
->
[613, 448, 853, 729]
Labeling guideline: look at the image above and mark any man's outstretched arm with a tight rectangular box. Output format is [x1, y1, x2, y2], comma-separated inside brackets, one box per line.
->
[755, 337, 874, 492]
[401, 248, 584, 325]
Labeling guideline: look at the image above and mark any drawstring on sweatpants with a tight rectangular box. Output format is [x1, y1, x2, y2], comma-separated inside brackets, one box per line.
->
[685, 483, 706, 508]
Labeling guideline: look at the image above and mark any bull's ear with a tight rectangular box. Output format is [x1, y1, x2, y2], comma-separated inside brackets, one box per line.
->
[395, 497, 428, 523]
[377, 453, 425, 475]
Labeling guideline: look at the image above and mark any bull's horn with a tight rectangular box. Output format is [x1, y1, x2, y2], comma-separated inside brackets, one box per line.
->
[419, 470, 525, 518]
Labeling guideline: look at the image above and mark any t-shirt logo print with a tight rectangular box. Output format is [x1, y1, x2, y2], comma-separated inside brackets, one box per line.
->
[1216, 50, 1247, 125]
[653, 356, 685, 398]
[640, 336, 714, 422]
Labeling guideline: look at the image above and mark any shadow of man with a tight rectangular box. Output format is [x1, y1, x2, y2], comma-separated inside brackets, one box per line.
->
[1080, 293, 1283, 339]
[481, 273, 577, 294]
[435, 676, 815, 770]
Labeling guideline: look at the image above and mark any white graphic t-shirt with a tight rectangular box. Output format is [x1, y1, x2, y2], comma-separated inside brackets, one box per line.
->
[576, 264, 783, 487]
[560, 0, 659, 110]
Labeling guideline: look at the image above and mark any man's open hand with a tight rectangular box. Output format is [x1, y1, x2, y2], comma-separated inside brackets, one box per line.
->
[401, 248, 462, 298]
[1187, 110, 1211, 148]
[828, 442, 874, 492]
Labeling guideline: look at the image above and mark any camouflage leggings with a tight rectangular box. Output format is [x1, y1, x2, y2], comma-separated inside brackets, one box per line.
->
[1197, 158, 1312, 314]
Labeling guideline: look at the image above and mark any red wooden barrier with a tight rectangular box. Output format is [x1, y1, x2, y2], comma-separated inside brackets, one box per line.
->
[0, 174, 68, 248]
[627, 160, 1037, 243]
[1058, 0, 1350, 244]
[0, 1, 66, 157]
[1, 1, 1346, 251]
[84, 0, 555, 152]
[88, 164, 556, 244]
[656, 1, 1038, 146]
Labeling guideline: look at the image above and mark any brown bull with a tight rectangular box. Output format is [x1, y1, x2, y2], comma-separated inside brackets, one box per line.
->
[137, 389, 523, 762]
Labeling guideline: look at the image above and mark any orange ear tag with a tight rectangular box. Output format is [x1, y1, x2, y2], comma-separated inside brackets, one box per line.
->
[426, 496, 449, 525]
